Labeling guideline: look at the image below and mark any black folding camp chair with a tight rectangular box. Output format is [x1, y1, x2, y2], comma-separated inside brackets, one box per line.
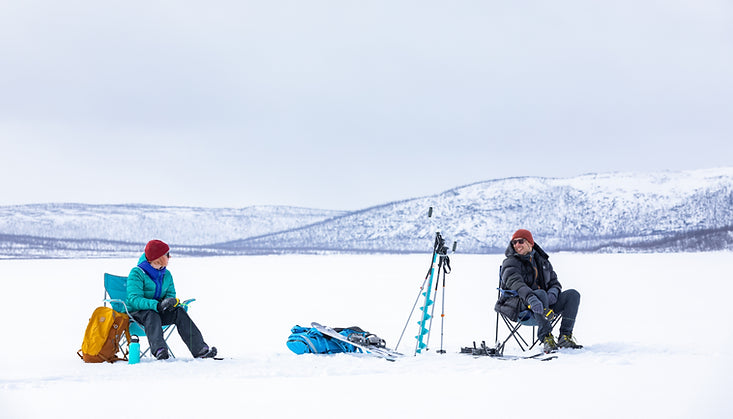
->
[494, 266, 561, 354]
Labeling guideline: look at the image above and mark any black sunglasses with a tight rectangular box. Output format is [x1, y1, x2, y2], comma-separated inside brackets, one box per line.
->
[511, 238, 527, 245]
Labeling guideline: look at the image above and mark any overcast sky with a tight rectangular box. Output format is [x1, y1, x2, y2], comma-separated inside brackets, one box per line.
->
[1, 1, 731, 210]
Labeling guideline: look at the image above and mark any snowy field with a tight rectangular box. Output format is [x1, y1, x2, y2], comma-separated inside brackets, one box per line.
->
[1, 252, 732, 418]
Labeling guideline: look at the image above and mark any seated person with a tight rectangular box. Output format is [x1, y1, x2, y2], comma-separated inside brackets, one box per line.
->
[127, 239, 217, 360]
[496, 229, 582, 352]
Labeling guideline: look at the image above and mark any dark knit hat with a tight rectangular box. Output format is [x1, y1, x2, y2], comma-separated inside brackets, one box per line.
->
[511, 229, 534, 246]
[145, 240, 170, 261]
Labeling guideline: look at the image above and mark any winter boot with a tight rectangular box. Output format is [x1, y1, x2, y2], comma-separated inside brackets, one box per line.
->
[195, 346, 218, 359]
[542, 334, 557, 353]
[155, 347, 170, 360]
[557, 334, 583, 349]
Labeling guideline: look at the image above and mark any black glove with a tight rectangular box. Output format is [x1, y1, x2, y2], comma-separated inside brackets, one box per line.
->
[548, 288, 559, 306]
[527, 295, 543, 315]
[157, 297, 180, 313]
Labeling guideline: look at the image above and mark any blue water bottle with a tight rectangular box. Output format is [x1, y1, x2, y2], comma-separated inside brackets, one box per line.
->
[128, 335, 140, 364]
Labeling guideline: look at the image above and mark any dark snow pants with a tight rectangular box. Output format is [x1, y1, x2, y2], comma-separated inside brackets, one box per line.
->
[530, 288, 581, 339]
[131, 307, 208, 357]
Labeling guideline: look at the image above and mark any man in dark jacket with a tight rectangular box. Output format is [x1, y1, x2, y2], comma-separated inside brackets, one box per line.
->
[498, 229, 582, 352]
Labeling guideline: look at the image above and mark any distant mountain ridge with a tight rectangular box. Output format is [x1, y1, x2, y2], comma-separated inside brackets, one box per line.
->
[0, 204, 346, 258]
[218, 167, 733, 254]
[1, 168, 731, 258]
[0, 204, 345, 244]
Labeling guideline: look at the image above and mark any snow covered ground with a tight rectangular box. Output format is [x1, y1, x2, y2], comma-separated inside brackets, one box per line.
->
[1, 252, 732, 418]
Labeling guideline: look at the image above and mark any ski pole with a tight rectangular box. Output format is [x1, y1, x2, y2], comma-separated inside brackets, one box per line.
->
[415, 243, 438, 355]
[396, 207, 435, 353]
[395, 274, 429, 352]
[414, 208, 439, 355]
[436, 261, 447, 353]
[424, 234, 450, 351]
[424, 258, 439, 350]
[415, 230, 444, 354]
[436, 241, 455, 354]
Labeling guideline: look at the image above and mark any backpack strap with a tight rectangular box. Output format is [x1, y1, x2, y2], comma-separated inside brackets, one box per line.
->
[119, 313, 132, 360]
[96, 311, 130, 363]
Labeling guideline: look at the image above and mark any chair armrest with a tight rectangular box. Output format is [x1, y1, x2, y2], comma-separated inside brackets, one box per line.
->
[180, 298, 196, 310]
[104, 298, 196, 314]
[103, 298, 135, 318]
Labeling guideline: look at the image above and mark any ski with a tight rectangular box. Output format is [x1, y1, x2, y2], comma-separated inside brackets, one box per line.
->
[461, 349, 557, 361]
[460, 341, 558, 361]
[311, 322, 403, 362]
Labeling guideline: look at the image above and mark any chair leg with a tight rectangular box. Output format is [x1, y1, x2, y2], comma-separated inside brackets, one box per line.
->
[528, 314, 562, 350]
[495, 312, 499, 346]
[499, 315, 530, 352]
[163, 326, 177, 358]
[530, 326, 536, 350]
[141, 344, 152, 358]
[508, 322, 529, 350]
[133, 326, 178, 358]
[498, 314, 563, 352]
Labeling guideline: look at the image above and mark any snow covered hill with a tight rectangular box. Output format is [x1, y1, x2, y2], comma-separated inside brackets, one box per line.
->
[221, 167, 733, 254]
[0, 204, 345, 258]
[0, 204, 345, 244]
[1, 168, 732, 258]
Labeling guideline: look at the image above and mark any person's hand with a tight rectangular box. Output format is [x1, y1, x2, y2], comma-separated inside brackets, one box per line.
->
[548, 288, 559, 306]
[527, 295, 543, 314]
[157, 297, 180, 313]
[543, 307, 556, 322]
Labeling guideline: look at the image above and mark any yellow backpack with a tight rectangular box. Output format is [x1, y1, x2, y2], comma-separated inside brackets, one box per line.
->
[77, 307, 131, 363]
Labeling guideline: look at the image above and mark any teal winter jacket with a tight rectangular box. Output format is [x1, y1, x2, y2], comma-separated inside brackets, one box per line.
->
[126, 254, 176, 312]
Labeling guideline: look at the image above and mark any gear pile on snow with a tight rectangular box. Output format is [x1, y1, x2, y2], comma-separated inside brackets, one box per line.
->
[286, 323, 401, 361]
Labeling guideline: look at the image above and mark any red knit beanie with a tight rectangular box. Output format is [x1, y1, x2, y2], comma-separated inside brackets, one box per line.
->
[145, 240, 170, 261]
[511, 229, 534, 246]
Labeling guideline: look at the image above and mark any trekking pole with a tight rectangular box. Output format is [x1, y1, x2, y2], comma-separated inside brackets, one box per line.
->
[414, 231, 441, 355]
[435, 264, 447, 354]
[395, 273, 430, 352]
[415, 208, 441, 355]
[395, 207, 435, 353]
[424, 257, 440, 350]
[436, 241, 456, 354]
[422, 231, 447, 353]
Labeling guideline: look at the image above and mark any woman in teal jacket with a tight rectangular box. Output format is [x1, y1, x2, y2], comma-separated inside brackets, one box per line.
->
[127, 239, 217, 360]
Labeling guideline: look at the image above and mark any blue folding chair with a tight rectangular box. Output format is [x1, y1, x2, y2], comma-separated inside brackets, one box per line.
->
[103, 273, 194, 358]
[494, 266, 560, 354]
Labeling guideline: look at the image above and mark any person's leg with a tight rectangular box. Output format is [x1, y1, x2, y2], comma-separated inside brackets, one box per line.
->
[554, 289, 580, 336]
[131, 310, 166, 355]
[160, 307, 208, 357]
[530, 289, 552, 338]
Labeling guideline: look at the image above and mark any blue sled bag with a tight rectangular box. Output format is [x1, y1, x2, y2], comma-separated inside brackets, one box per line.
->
[286, 325, 358, 354]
